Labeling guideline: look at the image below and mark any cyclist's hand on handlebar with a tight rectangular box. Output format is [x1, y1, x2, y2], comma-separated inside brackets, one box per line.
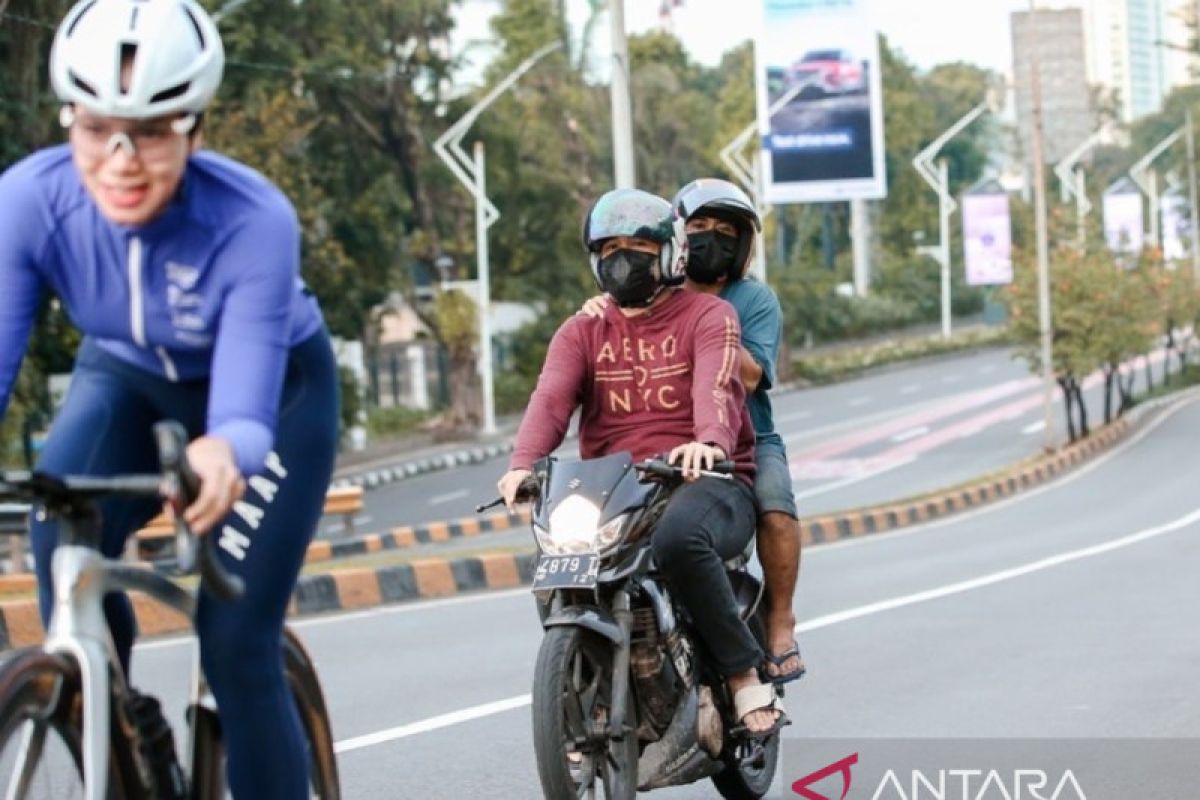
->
[182, 436, 245, 535]
[498, 468, 532, 512]
[668, 442, 727, 483]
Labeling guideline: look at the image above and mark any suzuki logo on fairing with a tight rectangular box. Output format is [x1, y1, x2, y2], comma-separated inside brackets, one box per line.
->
[568, 478, 582, 489]
[792, 753, 858, 800]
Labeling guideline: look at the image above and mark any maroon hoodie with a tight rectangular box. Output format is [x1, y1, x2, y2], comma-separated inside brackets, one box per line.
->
[510, 289, 756, 485]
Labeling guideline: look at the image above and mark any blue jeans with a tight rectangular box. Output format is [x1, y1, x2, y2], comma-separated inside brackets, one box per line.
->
[32, 330, 339, 800]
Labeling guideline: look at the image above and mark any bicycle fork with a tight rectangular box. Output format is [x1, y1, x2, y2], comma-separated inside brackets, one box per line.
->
[41, 545, 124, 800]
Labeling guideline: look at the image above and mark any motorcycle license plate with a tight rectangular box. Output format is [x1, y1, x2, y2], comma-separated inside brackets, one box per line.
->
[531, 554, 599, 590]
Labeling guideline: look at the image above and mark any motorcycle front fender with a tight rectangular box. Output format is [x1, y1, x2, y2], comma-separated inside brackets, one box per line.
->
[542, 605, 623, 645]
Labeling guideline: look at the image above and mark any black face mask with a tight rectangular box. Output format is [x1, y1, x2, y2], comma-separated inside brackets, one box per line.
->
[598, 249, 661, 308]
[686, 230, 739, 285]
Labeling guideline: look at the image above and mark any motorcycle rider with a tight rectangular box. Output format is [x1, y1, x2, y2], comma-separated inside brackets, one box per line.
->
[582, 179, 805, 685]
[498, 188, 786, 737]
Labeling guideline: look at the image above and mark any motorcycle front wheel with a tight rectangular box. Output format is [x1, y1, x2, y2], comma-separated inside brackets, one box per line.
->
[531, 626, 637, 800]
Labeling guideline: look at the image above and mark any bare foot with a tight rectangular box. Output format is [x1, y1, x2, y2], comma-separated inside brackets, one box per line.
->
[764, 610, 804, 681]
[727, 669, 782, 734]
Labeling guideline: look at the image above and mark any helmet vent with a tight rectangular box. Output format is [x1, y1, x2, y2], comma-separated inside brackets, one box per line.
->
[119, 43, 138, 95]
[65, 0, 99, 36]
[69, 71, 98, 98]
[182, 7, 206, 48]
[150, 82, 190, 104]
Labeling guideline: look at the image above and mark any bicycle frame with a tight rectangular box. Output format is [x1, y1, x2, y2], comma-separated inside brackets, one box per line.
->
[32, 512, 200, 800]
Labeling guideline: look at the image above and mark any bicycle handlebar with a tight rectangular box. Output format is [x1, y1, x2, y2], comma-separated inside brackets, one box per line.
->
[152, 421, 244, 603]
[0, 421, 244, 604]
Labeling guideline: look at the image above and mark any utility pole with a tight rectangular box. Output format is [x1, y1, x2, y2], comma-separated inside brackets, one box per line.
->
[609, 0, 636, 188]
[1188, 112, 1200, 285]
[1028, 0, 1057, 452]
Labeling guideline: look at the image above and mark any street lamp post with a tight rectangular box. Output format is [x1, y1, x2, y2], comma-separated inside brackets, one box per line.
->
[1053, 126, 1109, 251]
[1187, 112, 1200, 285]
[719, 78, 817, 283]
[1028, 0, 1056, 452]
[432, 41, 563, 436]
[1128, 125, 1185, 250]
[609, 0, 636, 188]
[912, 100, 991, 339]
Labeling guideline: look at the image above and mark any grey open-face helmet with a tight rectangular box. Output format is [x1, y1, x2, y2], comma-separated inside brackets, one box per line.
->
[51, 0, 225, 119]
[582, 188, 685, 285]
[672, 178, 761, 281]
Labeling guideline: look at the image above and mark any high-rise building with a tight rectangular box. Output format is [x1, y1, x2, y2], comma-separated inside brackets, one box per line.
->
[1012, 8, 1096, 164]
[1084, 0, 1168, 120]
[1162, 0, 1199, 89]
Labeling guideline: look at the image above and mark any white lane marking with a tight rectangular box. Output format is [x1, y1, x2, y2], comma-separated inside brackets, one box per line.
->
[430, 489, 470, 506]
[335, 694, 533, 754]
[848, 396, 872, 407]
[941, 375, 961, 384]
[979, 365, 997, 375]
[890, 426, 930, 444]
[900, 384, 921, 394]
[325, 514, 373, 536]
[333, 501, 1200, 752]
[136, 393, 1200, 655]
[796, 505, 1200, 632]
[777, 409, 812, 422]
[1022, 421, 1046, 435]
[791, 455, 916, 501]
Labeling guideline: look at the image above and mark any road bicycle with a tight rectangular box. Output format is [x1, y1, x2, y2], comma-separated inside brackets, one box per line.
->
[0, 421, 340, 799]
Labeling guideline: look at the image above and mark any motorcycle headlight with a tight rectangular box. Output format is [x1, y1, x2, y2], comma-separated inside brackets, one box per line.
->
[534, 496, 633, 556]
[595, 513, 630, 554]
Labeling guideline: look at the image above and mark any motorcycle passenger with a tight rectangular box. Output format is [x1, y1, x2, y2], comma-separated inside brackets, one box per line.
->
[497, 188, 786, 737]
[672, 178, 805, 685]
[0, 1, 339, 796]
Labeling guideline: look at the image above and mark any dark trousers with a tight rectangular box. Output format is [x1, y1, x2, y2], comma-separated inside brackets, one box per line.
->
[651, 476, 762, 677]
[32, 330, 339, 800]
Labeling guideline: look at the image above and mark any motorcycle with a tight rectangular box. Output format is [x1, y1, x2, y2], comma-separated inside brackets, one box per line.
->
[481, 451, 785, 799]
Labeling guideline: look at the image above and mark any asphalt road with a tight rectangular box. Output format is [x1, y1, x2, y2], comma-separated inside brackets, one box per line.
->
[323, 345, 1183, 548]
[126, 389, 1200, 798]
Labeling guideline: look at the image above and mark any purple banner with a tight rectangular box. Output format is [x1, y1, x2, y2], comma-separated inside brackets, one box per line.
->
[1103, 191, 1144, 254]
[961, 192, 1013, 286]
[1161, 193, 1190, 262]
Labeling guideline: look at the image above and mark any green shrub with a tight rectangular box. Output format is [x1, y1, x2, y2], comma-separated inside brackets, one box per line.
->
[365, 405, 432, 438]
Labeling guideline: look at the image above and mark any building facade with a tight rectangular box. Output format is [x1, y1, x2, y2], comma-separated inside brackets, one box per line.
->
[1012, 8, 1096, 164]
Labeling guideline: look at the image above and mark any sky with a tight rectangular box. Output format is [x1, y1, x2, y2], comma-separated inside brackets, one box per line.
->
[454, 0, 1039, 78]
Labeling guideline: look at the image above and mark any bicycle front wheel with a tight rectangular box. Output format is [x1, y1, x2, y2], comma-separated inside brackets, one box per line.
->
[0, 648, 131, 799]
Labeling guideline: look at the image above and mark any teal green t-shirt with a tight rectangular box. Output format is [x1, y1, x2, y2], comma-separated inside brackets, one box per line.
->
[720, 278, 783, 442]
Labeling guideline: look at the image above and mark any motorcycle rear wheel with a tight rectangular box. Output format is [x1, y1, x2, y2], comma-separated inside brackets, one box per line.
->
[532, 626, 637, 800]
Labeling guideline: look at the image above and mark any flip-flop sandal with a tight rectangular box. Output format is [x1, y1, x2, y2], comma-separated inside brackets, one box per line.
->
[728, 683, 790, 741]
[763, 642, 807, 686]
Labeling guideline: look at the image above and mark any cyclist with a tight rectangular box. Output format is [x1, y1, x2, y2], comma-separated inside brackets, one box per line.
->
[581, 178, 805, 685]
[0, 1, 338, 797]
[498, 188, 786, 737]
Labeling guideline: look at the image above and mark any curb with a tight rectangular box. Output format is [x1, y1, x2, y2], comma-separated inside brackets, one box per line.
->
[796, 416, 1133, 546]
[331, 442, 513, 492]
[0, 408, 1155, 652]
[303, 508, 530, 564]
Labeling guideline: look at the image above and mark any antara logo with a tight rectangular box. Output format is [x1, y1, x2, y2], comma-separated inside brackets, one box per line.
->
[868, 769, 1086, 800]
[792, 753, 859, 800]
[790, 754, 1087, 800]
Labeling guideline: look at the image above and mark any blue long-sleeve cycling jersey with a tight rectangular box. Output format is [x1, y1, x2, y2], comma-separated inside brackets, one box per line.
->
[0, 145, 324, 474]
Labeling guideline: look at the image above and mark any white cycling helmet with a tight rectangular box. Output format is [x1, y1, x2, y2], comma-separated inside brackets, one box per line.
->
[50, 0, 224, 119]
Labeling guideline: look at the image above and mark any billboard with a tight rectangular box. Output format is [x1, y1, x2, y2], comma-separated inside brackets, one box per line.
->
[1102, 179, 1144, 255]
[1161, 192, 1190, 262]
[755, 0, 887, 203]
[961, 190, 1013, 286]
